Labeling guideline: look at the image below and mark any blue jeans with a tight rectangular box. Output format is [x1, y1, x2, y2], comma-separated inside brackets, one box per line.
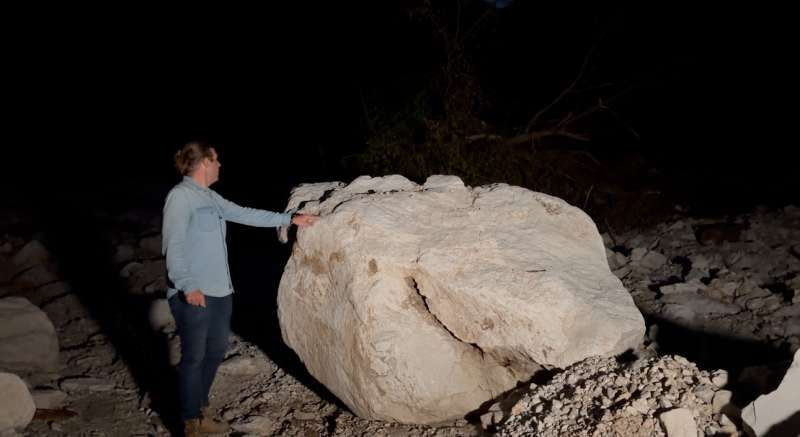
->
[169, 293, 232, 421]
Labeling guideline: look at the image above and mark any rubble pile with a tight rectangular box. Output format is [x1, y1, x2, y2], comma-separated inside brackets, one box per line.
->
[497, 355, 736, 437]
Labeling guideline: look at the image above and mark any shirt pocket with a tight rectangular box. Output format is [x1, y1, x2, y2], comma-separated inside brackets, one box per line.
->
[194, 206, 219, 232]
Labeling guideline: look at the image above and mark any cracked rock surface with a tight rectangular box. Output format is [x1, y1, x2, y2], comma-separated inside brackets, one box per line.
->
[278, 175, 644, 423]
[2, 181, 798, 435]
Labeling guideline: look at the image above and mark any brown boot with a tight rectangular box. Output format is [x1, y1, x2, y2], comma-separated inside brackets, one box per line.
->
[184, 418, 201, 437]
[198, 408, 229, 434]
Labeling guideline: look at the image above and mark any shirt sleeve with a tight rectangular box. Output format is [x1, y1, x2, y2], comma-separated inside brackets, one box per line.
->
[211, 191, 292, 228]
[162, 189, 200, 292]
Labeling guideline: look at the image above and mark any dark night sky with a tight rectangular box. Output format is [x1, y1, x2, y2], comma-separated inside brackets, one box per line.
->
[4, 3, 798, 213]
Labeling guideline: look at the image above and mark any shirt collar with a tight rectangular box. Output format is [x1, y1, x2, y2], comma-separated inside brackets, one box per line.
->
[182, 176, 210, 193]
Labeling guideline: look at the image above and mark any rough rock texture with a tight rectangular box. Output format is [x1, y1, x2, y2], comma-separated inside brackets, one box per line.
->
[742, 349, 800, 436]
[5, 202, 798, 435]
[498, 355, 729, 437]
[607, 206, 800, 355]
[278, 175, 645, 423]
[10, 240, 50, 277]
[0, 297, 59, 373]
[31, 388, 68, 410]
[148, 298, 175, 332]
[0, 372, 36, 433]
[659, 408, 696, 437]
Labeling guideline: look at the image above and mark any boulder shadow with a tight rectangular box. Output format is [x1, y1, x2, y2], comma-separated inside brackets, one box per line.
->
[35, 201, 184, 436]
[227, 225, 348, 411]
[644, 314, 793, 407]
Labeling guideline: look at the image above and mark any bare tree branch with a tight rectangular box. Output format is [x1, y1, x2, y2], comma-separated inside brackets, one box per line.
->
[565, 86, 636, 126]
[505, 85, 635, 147]
[504, 129, 591, 146]
[526, 35, 604, 132]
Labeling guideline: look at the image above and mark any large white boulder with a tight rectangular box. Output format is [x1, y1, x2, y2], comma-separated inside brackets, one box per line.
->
[278, 175, 645, 424]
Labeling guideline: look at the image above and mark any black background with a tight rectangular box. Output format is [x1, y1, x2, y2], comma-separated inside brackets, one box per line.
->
[4, 2, 798, 213]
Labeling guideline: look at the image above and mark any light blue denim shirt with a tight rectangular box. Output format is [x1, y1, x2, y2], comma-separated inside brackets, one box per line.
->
[162, 176, 292, 299]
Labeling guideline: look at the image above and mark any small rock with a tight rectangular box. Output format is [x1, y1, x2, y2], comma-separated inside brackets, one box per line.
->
[138, 236, 161, 257]
[684, 268, 708, 282]
[219, 356, 260, 376]
[59, 376, 115, 393]
[0, 372, 36, 433]
[0, 297, 59, 373]
[480, 410, 504, 430]
[660, 281, 705, 295]
[509, 400, 527, 416]
[31, 388, 67, 410]
[148, 299, 174, 332]
[613, 265, 633, 279]
[659, 408, 697, 437]
[745, 297, 767, 311]
[112, 244, 135, 264]
[606, 250, 629, 271]
[631, 247, 647, 263]
[689, 254, 710, 270]
[640, 251, 668, 270]
[693, 386, 714, 403]
[783, 318, 800, 337]
[232, 416, 276, 435]
[758, 295, 784, 313]
[10, 240, 50, 276]
[168, 336, 181, 366]
[127, 259, 166, 294]
[711, 370, 729, 388]
[12, 265, 58, 289]
[712, 390, 734, 414]
[143, 277, 168, 294]
[221, 407, 238, 422]
[719, 413, 737, 434]
[774, 304, 800, 318]
[28, 281, 71, 306]
[120, 262, 143, 278]
[631, 398, 650, 415]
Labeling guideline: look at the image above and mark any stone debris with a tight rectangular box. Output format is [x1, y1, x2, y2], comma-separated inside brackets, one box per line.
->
[1, 195, 798, 436]
[497, 355, 731, 436]
[606, 206, 800, 355]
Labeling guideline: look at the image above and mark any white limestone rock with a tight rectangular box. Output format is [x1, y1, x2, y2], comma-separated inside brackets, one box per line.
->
[278, 175, 645, 424]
